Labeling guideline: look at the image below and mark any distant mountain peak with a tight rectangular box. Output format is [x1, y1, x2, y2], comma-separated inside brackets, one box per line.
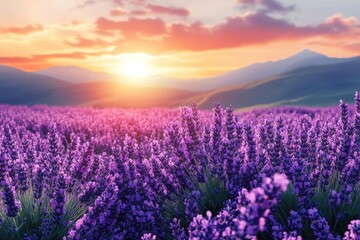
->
[36, 65, 115, 83]
[38, 65, 103, 74]
[291, 49, 327, 59]
[0, 65, 25, 74]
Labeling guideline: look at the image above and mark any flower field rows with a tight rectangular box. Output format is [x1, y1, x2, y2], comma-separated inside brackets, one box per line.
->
[0, 94, 359, 239]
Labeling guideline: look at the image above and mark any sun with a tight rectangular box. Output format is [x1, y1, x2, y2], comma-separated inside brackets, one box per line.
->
[121, 56, 152, 79]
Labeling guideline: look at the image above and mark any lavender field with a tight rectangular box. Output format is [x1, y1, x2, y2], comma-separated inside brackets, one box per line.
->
[0, 94, 359, 240]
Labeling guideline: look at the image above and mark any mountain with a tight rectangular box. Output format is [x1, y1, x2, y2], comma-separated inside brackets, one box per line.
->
[194, 56, 360, 109]
[149, 49, 343, 91]
[0, 65, 197, 107]
[0, 49, 359, 109]
[0, 65, 70, 104]
[35, 49, 342, 93]
[36, 66, 117, 83]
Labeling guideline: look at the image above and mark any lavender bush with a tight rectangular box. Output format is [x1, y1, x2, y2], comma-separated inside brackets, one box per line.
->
[0, 93, 359, 239]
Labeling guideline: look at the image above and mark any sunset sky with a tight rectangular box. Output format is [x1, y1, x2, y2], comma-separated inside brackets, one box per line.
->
[1, 0, 360, 79]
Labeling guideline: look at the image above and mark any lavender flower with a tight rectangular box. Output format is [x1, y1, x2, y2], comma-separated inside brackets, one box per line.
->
[189, 174, 289, 239]
[40, 217, 53, 238]
[354, 92, 360, 152]
[141, 233, 157, 240]
[1, 175, 20, 217]
[288, 211, 302, 235]
[184, 190, 200, 223]
[17, 160, 29, 192]
[33, 166, 44, 201]
[328, 190, 341, 209]
[0, 154, 7, 183]
[170, 218, 186, 240]
[308, 208, 334, 240]
[212, 103, 223, 164]
[23, 233, 39, 240]
[2, 125, 18, 162]
[269, 214, 286, 239]
[292, 157, 313, 211]
[344, 220, 360, 240]
[50, 172, 67, 225]
[68, 182, 121, 240]
[189, 211, 219, 239]
[282, 232, 302, 240]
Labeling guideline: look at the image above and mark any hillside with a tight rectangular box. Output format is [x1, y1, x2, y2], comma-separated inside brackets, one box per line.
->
[196, 57, 360, 109]
[0, 65, 70, 105]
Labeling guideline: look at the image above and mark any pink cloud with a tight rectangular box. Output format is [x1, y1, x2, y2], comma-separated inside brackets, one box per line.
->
[110, 8, 147, 16]
[0, 57, 35, 64]
[0, 24, 44, 35]
[96, 17, 167, 37]
[0, 50, 108, 71]
[324, 14, 359, 31]
[110, 8, 128, 16]
[63, 36, 112, 48]
[94, 13, 360, 53]
[130, 10, 147, 15]
[160, 13, 359, 51]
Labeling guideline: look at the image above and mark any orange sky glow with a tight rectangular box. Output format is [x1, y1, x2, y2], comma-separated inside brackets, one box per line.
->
[1, 0, 360, 79]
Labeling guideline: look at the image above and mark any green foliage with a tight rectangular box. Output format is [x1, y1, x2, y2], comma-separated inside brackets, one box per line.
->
[0, 186, 87, 240]
[273, 185, 298, 226]
[162, 167, 229, 237]
[313, 172, 360, 235]
[273, 172, 360, 239]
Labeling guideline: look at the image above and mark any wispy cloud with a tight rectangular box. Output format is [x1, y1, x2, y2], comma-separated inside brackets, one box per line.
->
[237, 0, 295, 13]
[0, 24, 44, 35]
[146, 4, 189, 17]
[77, 0, 96, 9]
[63, 36, 112, 48]
[96, 17, 167, 37]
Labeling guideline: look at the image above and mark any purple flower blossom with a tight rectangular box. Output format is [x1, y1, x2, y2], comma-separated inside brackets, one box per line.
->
[23, 233, 39, 240]
[170, 218, 186, 240]
[40, 217, 53, 238]
[269, 214, 286, 239]
[141, 233, 157, 240]
[282, 232, 302, 240]
[1, 175, 20, 217]
[50, 172, 67, 225]
[308, 208, 334, 240]
[17, 159, 29, 192]
[189, 211, 220, 239]
[184, 190, 200, 223]
[189, 174, 289, 239]
[68, 182, 121, 240]
[33, 165, 44, 201]
[344, 220, 360, 240]
[288, 211, 302, 235]
[328, 190, 341, 209]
